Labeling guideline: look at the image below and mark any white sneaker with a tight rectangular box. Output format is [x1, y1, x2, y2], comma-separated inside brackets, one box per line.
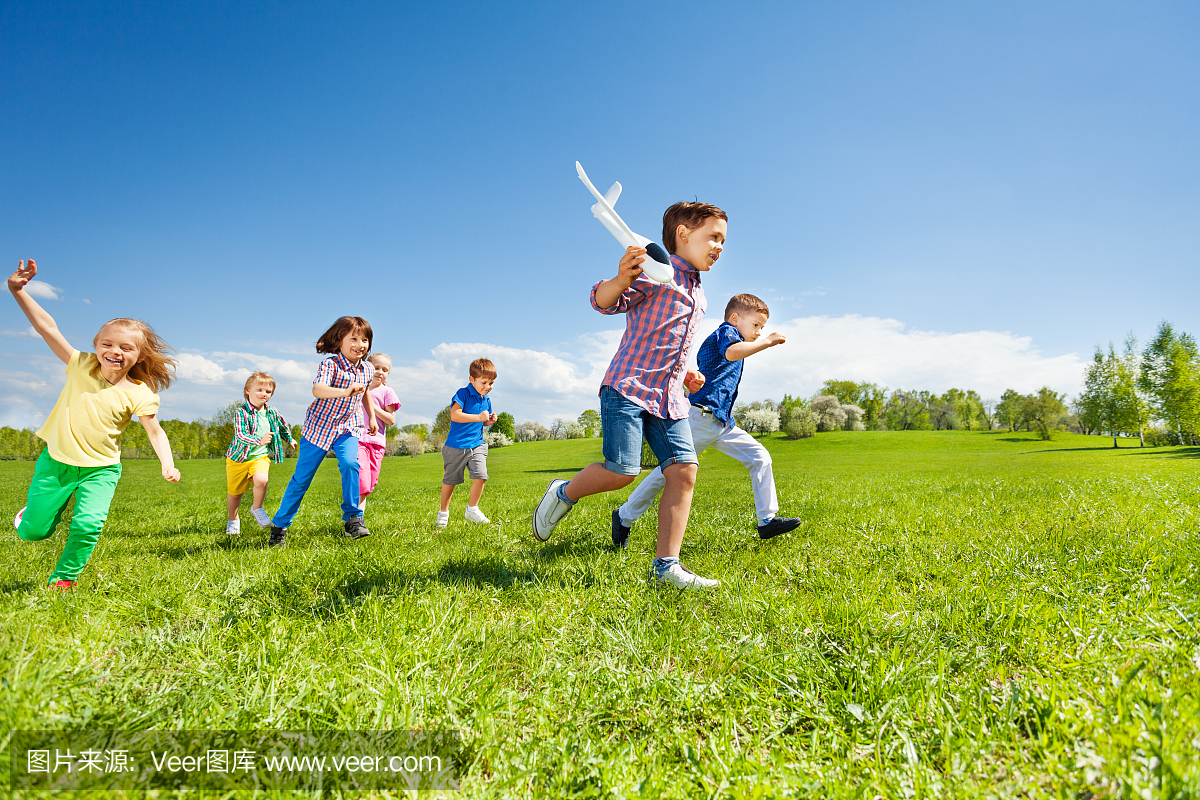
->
[532, 479, 572, 542]
[251, 508, 272, 528]
[14, 506, 25, 531]
[225, 520, 241, 535]
[652, 562, 720, 590]
[464, 506, 490, 524]
[435, 510, 449, 529]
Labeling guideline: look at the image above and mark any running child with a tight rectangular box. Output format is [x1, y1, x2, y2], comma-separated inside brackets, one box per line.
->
[613, 293, 801, 546]
[269, 317, 377, 547]
[532, 202, 726, 589]
[358, 352, 400, 513]
[8, 259, 180, 588]
[437, 358, 497, 528]
[224, 372, 296, 535]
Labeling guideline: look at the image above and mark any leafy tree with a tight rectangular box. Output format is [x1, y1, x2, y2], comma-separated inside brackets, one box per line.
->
[432, 404, 453, 438]
[980, 398, 998, 430]
[1024, 387, 1068, 440]
[1139, 321, 1200, 445]
[996, 389, 1026, 432]
[883, 390, 930, 431]
[742, 408, 780, 436]
[1079, 342, 1145, 447]
[491, 412, 516, 440]
[859, 384, 887, 430]
[819, 380, 862, 405]
[577, 409, 600, 438]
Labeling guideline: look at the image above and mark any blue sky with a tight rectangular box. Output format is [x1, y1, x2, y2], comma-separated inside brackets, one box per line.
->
[2, 1, 1197, 428]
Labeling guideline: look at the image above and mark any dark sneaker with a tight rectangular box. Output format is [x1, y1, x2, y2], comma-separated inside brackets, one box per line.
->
[611, 509, 631, 549]
[268, 526, 287, 548]
[343, 518, 371, 540]
[757, 516, 801, 540]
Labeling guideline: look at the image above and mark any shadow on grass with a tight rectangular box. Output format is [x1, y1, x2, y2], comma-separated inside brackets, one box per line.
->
[0, 579, 41, 594]
[524, 468, 583, 474]
[1118, 447, 1200, 459]
[436, 555, 539, 588]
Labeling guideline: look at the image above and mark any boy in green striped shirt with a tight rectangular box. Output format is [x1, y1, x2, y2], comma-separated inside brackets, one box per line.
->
[225, 372, 296, 534]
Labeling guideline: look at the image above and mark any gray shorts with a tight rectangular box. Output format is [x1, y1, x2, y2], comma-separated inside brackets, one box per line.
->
[442, 444, 488, 485]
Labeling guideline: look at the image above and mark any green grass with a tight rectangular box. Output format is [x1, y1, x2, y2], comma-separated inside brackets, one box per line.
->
[1, 430, 1198, 798]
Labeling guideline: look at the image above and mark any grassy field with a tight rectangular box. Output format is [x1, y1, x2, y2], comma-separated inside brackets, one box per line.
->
[1, 430, 1198, 798]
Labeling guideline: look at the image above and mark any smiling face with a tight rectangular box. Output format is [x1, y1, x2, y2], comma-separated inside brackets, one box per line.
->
[339, 329, 371, 364]
[246, 380, 275, 409]
[673, 216, 727, 272]
[729, 310, 768, 343]
[470, 375, 495, 396]
[93, 323, 144, 382]
[370, 356, 391, 388]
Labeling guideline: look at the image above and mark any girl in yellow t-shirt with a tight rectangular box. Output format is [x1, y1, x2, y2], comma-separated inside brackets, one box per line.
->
[8, 259, 180, 588]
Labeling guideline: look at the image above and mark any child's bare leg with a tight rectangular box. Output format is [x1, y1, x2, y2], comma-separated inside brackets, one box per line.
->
[563, 463, 636, 502]
[467, 478, 487, 506]
[439, 484, 455, 512]
[250, 473, 269, 510]
[227, 493, 242, 521]
[655, 462, 697, 558]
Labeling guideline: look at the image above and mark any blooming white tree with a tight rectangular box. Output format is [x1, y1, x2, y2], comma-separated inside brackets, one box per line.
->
[811, 395, 847, 432]
[743, 408, 780, 436]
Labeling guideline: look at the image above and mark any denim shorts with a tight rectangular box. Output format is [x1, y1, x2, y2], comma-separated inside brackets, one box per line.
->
[600, 385, 697, 476]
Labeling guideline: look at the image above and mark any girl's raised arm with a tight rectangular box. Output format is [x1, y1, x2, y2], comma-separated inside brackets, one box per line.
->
[7, 260, 73, 364]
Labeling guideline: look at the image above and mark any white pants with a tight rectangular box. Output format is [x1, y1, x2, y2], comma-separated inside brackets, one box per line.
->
[619, 406, 779, 523]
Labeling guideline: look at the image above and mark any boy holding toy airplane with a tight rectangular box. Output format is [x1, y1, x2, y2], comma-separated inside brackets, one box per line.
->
[532, 201, 725, 590]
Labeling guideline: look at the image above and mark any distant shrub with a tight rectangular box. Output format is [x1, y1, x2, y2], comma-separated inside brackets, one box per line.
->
[1144, 428, 1176, 447]
[483, 431, 512, 447]
[842, 404, 866, 431]
[515, 421, 550, 442]
[743, 408, 780, 436]
[550, 419, 585, 440]
[782, 406, 818, 439]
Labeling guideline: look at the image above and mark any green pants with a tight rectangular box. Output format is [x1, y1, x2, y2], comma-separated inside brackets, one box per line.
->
[18, 449, 122, 584]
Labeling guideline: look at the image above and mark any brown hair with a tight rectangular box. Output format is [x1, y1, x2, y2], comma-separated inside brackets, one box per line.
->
[316, 316, 372, 355]
[93, 319, 176, 393]
[244, 371, 276, 399]
[662, 201, 728, 254]
[724, 293, 769, 320]
[469, 358, 497, 380]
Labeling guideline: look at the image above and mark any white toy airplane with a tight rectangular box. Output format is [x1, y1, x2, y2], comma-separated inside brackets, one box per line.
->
[576, 161, 675, 284]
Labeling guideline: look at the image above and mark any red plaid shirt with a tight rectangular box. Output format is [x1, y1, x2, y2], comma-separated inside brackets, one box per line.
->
[301, 353, 375, 450]
[591, 255, 707, 420]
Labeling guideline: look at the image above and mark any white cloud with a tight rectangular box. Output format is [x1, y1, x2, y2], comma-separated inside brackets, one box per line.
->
[699, 314, 1086, 402]
[0, 318, 1087, 430]
[1, 326, 39, 339]
[24, 280, 62, 301]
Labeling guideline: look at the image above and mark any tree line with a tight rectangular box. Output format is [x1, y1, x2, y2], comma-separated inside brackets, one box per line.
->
[1, 321, 1194, 460]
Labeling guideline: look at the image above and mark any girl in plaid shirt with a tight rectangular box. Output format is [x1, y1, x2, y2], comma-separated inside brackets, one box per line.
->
[268, 317, 378, 547]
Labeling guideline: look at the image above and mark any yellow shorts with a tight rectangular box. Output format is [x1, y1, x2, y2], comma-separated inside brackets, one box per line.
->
[226, 457, 270, 495]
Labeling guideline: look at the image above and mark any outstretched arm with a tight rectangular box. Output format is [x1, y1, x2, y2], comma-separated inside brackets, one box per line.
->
[139, 414, 181, 482]
[7, 260, 72, 364]
[725, 332, 786, 362]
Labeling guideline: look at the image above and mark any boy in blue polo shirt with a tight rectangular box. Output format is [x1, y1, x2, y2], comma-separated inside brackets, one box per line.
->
[437, 358, 498, 528]
[614, 293, 802, 545]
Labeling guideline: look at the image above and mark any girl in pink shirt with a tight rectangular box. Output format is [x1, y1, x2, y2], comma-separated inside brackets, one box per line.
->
[358, 353, 401, 512]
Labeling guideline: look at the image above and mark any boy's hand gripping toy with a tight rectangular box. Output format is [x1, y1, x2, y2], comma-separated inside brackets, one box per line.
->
[576, 162, 675, 284]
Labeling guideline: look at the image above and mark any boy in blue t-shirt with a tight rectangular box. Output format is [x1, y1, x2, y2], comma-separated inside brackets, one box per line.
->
[614, 293, 802, 545]
[437, 358, 498, 528]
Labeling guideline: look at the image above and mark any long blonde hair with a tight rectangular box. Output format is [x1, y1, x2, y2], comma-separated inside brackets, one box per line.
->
[93, 318, 177, 393]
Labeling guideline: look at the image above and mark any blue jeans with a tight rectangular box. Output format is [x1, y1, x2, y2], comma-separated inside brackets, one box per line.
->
[272, 433, 362, 528]
[599, 385, 697, 476]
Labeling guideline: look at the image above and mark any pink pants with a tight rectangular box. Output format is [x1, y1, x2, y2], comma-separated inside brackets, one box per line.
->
[358, 442, 385, 496]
